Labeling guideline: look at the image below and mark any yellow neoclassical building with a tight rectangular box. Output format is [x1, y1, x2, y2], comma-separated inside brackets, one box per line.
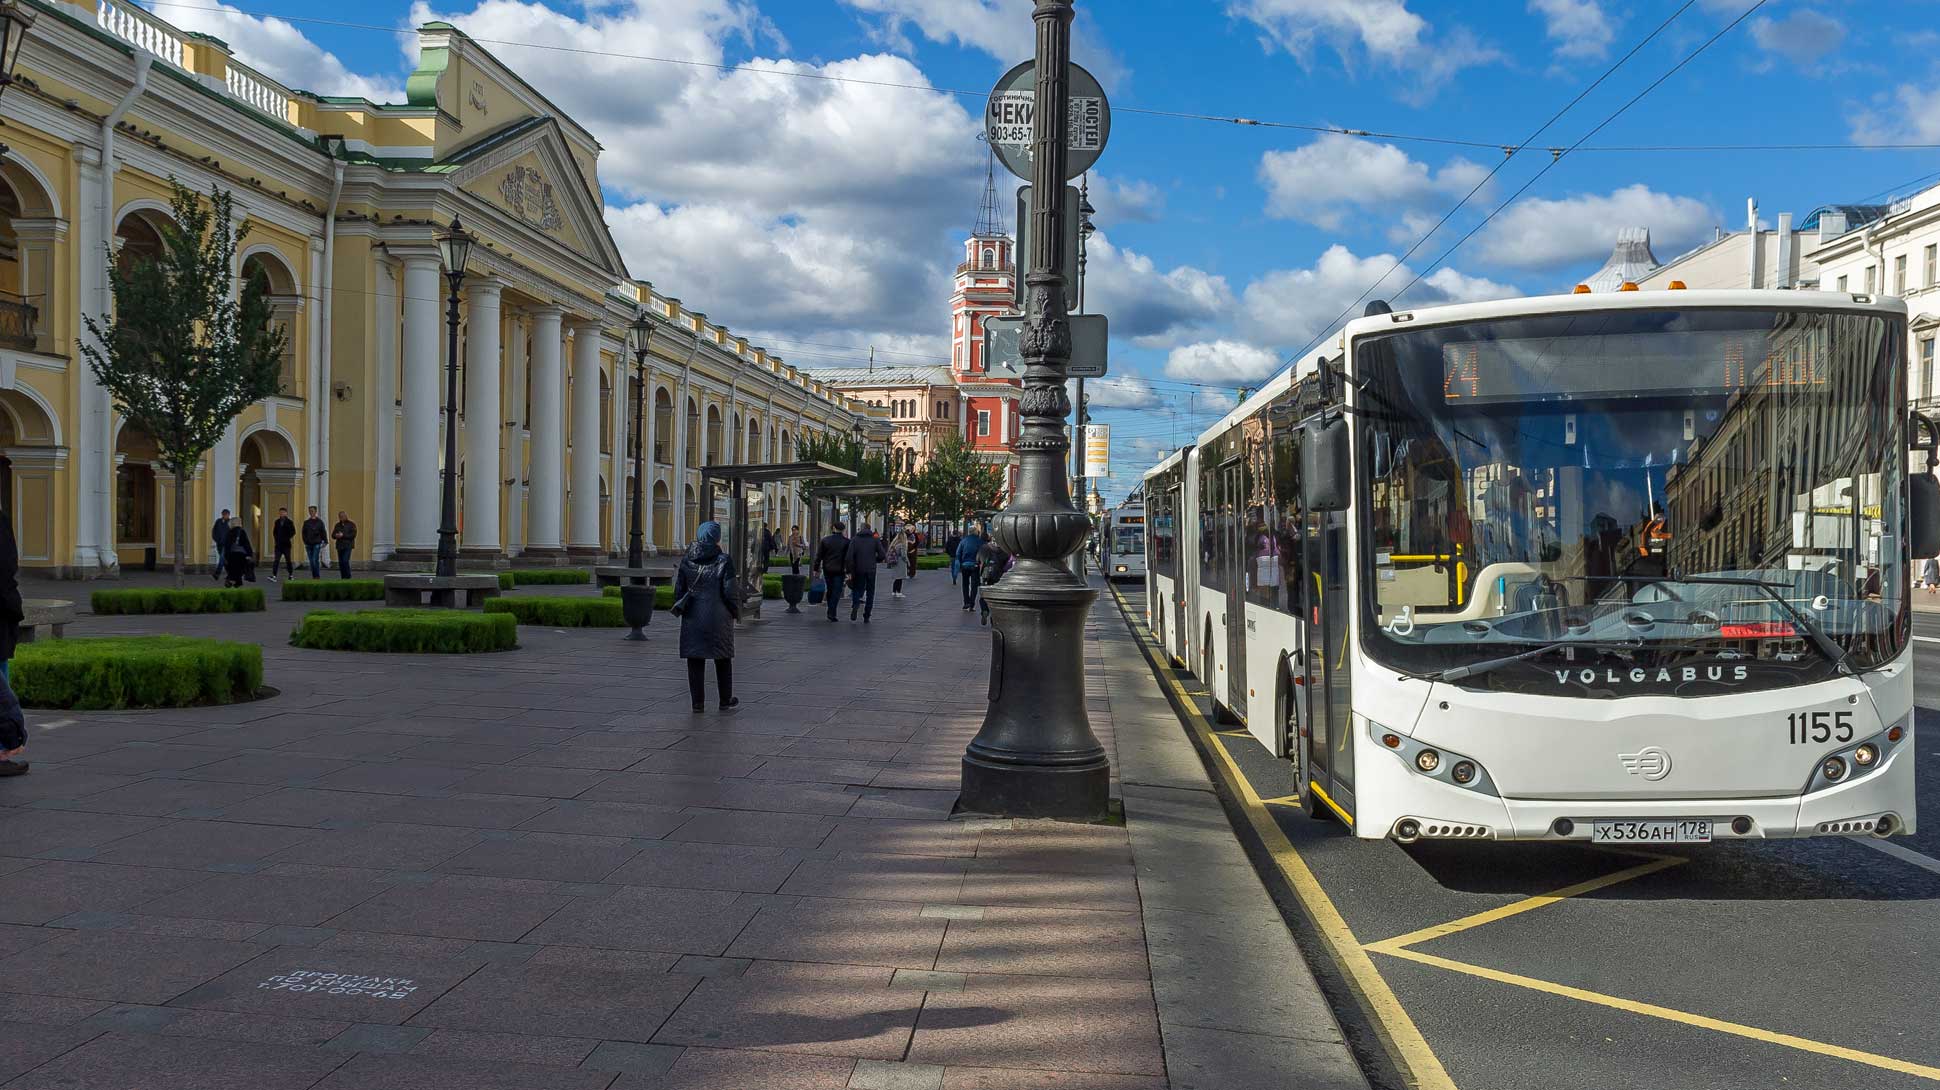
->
[0, 0, 887, 576]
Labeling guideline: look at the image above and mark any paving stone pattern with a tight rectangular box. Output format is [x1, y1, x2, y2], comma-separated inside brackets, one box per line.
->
[1, 570, 1356, 1089]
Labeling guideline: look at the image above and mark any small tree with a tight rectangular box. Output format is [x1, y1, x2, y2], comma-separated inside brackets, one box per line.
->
[795, 431, 913, 526]
[83, 180, 286, 587]
[914, 431, 1007, 530]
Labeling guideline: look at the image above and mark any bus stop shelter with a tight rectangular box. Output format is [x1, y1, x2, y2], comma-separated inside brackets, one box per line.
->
[701, 461, 856, 621]
[805, 482, 918, 546]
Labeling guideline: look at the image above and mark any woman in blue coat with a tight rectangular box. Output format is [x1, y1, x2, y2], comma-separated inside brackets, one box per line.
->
[675, 521, 740, 712]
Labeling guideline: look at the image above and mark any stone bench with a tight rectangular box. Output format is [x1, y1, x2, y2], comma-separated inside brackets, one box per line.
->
[381, 573, 501, 609]
[594, 563, 676, 590]
[19, 599, 75, 642]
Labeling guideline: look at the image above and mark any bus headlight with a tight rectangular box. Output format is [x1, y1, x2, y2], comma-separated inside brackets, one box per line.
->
[1821, 756, 1847, 782]
[1451, 760, 1477, 784]
[1367, 719, 1497, 797]
[1806, 718, 1907, 793]
[1415, 749, 1441, 773]
[1853, 744, 1878, 768]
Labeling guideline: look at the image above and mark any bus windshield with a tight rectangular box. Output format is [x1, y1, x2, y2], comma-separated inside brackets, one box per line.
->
[1113, 524, 1145, 556]
[1354, 306, 1907, 690]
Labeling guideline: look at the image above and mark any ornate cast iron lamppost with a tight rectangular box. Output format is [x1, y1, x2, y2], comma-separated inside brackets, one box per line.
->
[0, 0, 38, 159]
[619, 311, 656, 640]
[960, 0, 1110, 820]
[433, 217, 474, 579]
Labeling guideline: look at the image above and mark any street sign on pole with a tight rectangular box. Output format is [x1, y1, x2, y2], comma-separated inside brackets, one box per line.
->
[1014, 185, 1081, 314]
[1083, 424, 1110, 478]
[983, 314, 1108, 379]
[985, 59, 1110, 182]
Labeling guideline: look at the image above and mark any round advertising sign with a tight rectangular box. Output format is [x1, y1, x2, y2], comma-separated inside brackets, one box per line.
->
[984, 59, 1111, 182]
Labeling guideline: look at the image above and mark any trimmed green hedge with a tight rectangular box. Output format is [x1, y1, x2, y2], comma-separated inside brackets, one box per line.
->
[498, 571, 516, 590]
[281, 579, 385, 602]
[917, 555, 951, 570]
[91, 587, 265, 615]
[603, 583, 676, 608]
[507, 569, 591, 586]
[483, 596, 624, 627]
[291, 609, 517, 654]
[15, 636, 263, 710]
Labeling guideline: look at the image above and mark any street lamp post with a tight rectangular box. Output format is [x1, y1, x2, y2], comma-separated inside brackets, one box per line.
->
[620, 312, 655, 641]
[433, 217, 474, 579]
[0, 0, 38, 159]
[960, 0, 1109, 819]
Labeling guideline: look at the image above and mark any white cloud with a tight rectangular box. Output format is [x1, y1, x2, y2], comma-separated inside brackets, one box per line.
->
[836, 0, 1124, 86]
[1853, 81, 1940, 144]
[1165, 340, 1282, 384]
[1471, 184, 1715, 271]
[1087, 174, 1166, 224]
[1227, 0, 1500, 97]
[406, 0, 987, 347]
[1237, 243, 1518, 354]
[1081, 232, 1235, 349]
[1084, 375, 1165, 410]
[1528, 0, 1615, 60]
[1259, 134, 1485, 231]
[148, 0, 405, 101]
[1749, 10, 1846, 67]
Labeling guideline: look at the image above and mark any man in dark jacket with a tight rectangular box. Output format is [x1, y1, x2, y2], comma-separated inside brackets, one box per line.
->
[945, 531, 963, 585]
[210, 509, 231, 581]
[270, 507, 296, 582]
[331, 511, 357, 579]
[956, 526, 986, 611]
[845, 522, 888, 623]
[975, 536, 1011, 627]
[815, 522, 850, 622]
[301, 507, 328, 579]
[0, 508, 25, 776]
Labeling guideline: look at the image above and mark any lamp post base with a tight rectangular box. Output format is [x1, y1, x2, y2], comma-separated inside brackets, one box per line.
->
[958, 581, 1110, 821]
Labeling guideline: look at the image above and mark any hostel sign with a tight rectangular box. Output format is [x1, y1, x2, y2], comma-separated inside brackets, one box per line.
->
[984, 60, 1110, 182]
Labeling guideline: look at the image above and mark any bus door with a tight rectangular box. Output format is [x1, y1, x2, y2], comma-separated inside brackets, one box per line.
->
[1220, 459, 1248, 717]
[1296, 485, 1354, 820]
[1170, 484, 1187, 658]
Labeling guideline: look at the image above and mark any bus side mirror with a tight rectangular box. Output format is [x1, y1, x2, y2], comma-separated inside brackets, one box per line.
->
[1300, 418, 1351, 513]
[1913, 473, 1940, 560]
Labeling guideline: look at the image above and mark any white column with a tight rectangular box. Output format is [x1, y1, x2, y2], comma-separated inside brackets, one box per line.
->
[504, 311, 528, 556]
[462, 278, 504, 553]
[371, 258, 399, 558]
[399, 255, 443, 550]
[568, 319, 602, 552]
[639, 364, 659, 555]
[527, 306, 566, 553]
[75, 148, 110, 570]
[209, 424, 240, 528]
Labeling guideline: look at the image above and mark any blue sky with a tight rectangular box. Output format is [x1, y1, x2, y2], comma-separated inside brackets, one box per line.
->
[152, 0, 1940, 501]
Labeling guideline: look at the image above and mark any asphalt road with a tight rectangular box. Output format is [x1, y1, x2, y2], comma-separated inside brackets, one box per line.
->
[1118, 584, 1940, 1090]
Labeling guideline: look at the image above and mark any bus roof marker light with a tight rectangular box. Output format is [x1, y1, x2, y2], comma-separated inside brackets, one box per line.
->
[1573, 284, 1592, 294]
[1619, 282, 1640, 291]
[1668, 280, 1688, 290]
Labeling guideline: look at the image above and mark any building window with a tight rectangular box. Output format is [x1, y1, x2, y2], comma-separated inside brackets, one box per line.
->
[1896, 254, 1907, 295]
[1923, 339, 1936, 401]
[1837, 275, 1848, 292]
[977, 409, 991, 437]
[1865, 265, 1876, 293]
[1927, 245, 1936, 288]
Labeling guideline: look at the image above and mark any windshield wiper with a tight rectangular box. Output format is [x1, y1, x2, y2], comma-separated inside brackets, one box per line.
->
[1398, 639, 1646, 686]
[1663, 572, 1853, 676]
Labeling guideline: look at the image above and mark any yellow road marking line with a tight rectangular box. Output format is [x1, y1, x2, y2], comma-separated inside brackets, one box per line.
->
[1365, 854, 1686, 955]
[1381, 946, 1940, 1083]
[1109, 586, 1457, 1090]
[1259, 794, 1302, 806]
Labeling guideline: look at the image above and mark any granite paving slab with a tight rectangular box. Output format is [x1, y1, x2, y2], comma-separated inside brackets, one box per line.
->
[168, 947, 482, 1025]
[131, 871, 396, 927]
[407, 961, 700, 1042]
[0, 861, 209, 925]
[514, 800, 691, 839]
[323, 880, 574, 942]
[436, 831, 643, 884]
[0, 931, 271, 1005]
[650, 964, 924, 1060]
[309, 1051, 620, 1090]
[0, 1030, 346, 1090]
[520, 885, 757, 955]
[600, 839, 806, 893]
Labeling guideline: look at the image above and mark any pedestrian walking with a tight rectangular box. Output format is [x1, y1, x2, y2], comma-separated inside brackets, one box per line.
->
[673, 520, 739, 712]
[0, 507, 27, 778]
[331, 511, 357, 579]
[210, 508, 231, 581]
[906, 528, 918, 583]
[887, 525, 909, 599]
[301, 506, 328, 579]
[1923, 556, 1939, 595]
[975, 534, 1011, 626]
[270, 507, 296, 582]
[956, 524, 986, 611]
[946, 530, 963, 585]
[222, 523, 256, 588]
[816, 521, 851, 622]
[786, 525, 806, 574]
[846, 521, 887, 622]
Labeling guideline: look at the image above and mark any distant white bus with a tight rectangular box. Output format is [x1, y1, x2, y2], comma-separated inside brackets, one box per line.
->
[1103, 505, 1147, 583]
[1141, 288, 1927, 844]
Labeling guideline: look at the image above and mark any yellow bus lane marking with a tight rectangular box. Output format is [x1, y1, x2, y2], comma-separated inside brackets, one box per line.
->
[1377, 946, 1940, 1083]
[1110, 585, 1458, 1090]
[1363, 853, 1686, 956]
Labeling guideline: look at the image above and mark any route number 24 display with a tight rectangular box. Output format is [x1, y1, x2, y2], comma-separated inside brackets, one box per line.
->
[1787, 711, 1853, 745]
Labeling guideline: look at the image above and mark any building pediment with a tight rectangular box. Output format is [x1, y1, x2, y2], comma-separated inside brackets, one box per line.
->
[443, 119, 627, 280]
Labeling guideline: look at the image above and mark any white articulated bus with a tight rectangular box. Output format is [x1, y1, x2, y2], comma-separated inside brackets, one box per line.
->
[1143, 288, 1932, 844]
[1103, 504, 1148, 583]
